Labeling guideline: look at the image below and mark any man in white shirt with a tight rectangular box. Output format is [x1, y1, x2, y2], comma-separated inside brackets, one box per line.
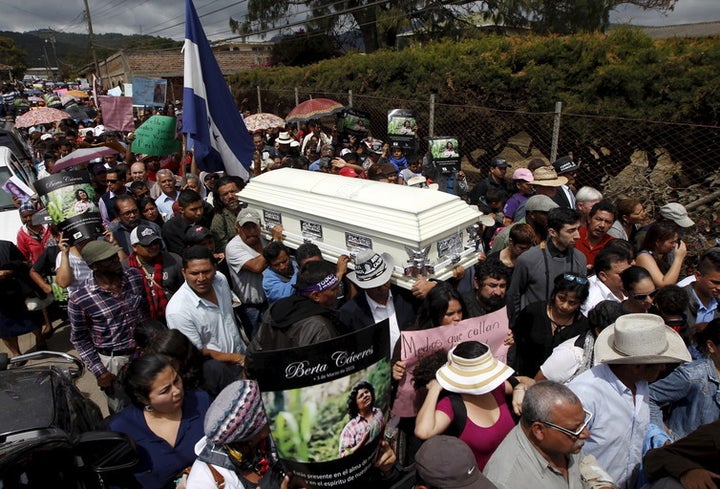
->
[166, 246, 245, 364]
[581, 248, 631, 316]
[225, 209, 283, 338]
[568, 314, 691, 488]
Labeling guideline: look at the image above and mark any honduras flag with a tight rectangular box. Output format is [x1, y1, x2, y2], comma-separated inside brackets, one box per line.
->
[183, 0, 254, 180]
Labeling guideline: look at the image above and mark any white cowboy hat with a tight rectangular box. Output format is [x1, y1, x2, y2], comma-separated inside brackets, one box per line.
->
[436, 343, 514, 395]
[595, 313, 691, 364]
[347, 249, 395, 289]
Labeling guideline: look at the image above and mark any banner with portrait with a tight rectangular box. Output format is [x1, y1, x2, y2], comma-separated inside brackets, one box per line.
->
[428, 136, 460, 174]
[248, 320, 391, 488]
[34, 171, 103, 244]
[131, 77, 167, 107]
[387, 109, 417, 150]
[391, 307, 510, 417]
[337, 108, 370, 144]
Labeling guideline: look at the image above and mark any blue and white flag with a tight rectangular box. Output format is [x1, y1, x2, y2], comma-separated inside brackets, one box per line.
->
[183, 0, 254, 180]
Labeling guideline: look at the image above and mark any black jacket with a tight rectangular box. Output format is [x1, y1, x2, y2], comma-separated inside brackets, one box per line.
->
[337, 285, 417, 332]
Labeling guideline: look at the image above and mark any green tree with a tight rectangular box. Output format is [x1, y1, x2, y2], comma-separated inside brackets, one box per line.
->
[231, 0, 676, 53]
[0, 37, 27, 79]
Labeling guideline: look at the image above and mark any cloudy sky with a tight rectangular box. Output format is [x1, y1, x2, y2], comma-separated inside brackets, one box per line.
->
[0, 0, 718, 42]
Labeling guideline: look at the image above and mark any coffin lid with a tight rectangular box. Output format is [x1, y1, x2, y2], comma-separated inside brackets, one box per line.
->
[240, 169, 481, 243]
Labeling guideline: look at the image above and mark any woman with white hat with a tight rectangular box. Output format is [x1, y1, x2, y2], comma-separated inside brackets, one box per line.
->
[414, 341, 533, 470]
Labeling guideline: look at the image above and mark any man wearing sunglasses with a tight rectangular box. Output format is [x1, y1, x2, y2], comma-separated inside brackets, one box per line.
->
[484, 381, 615, 489]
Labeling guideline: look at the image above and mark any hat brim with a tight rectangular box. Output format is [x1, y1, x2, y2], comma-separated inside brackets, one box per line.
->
[674, 217, 695, 228]
[594, 323, 691, 364]
[86, 244, 121, 265]
[529, 176, 568, 187]
[436, 356, 514, 395]
[137, 237, 162, 247]
[347, 252, 395, 289]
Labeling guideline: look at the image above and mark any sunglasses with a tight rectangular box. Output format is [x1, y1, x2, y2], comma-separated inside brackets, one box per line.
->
[563, 273, 588, 285]
[539, 409, 593, 439]
[106, 179, 118, 183]
[632, 290, 658, 301]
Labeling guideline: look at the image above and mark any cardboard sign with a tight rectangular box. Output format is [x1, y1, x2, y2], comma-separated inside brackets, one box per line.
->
[391, 307, 510, 417]
[99, 96, 134, 132]
[131, 115, 181, 156]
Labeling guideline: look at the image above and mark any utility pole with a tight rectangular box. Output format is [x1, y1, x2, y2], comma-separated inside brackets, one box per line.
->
[48, 30, 60, 80]
[83, 0, 102, 89]
[42, 40, 52, 81]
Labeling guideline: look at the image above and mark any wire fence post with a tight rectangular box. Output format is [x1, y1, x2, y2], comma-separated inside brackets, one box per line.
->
[550, 101, 562, 163]
[429, 94, 435, 137]
[348, 89, 353, 108]
[256, 86, 262, 113]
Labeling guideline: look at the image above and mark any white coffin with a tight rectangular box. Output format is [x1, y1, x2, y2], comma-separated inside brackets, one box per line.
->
[239, 168, 484, 290]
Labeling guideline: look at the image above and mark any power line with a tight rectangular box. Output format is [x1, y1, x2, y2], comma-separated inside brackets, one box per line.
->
[139, 0, 229, 33]
[144, 0, 250, 36]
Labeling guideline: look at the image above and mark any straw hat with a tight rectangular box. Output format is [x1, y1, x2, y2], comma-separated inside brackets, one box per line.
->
[436, 343, 514, 395]
[529, 166, 568, 187]
[594, 313, 691, 364]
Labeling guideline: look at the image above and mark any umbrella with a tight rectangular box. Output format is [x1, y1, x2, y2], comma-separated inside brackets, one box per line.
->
[243, 112, 285, 132]
[53, 145, 121, 172]
[286, 98, 345, 123]
[66, 89, 90, 99]
[65, 105, 96, 123]
[14, 107, 71, 128]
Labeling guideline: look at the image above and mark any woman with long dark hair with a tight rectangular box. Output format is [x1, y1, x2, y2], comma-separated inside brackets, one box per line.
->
[636, 220, 688, 288]
[339, 381, 385, 457]
[513, 273, 590, 377]
[415, 281, 467, 330]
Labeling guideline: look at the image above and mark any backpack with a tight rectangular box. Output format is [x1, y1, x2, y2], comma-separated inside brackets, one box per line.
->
[443, 391, 468, 437]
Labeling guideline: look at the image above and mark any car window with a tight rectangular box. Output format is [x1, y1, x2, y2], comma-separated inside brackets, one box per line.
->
[0, 166, 15, 210]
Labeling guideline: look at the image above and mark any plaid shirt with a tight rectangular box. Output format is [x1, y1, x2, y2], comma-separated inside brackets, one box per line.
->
[68, 268, 148, 377]
[338, 407, 385, 457]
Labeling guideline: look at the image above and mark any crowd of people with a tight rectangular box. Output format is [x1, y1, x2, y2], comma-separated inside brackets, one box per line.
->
[1, 92, 719, 489]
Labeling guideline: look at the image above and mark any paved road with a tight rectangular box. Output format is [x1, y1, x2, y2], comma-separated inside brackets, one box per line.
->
[0, 319, 110, 417]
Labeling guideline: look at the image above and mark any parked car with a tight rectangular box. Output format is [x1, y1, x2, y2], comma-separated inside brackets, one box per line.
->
[0, 351, 139, 488]
[0, 138, 38, 243]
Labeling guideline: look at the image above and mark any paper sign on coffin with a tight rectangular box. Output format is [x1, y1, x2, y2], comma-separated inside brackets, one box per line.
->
[239, 168, 484, 289]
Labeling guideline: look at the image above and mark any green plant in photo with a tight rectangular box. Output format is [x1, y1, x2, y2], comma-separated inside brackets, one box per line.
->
[272, 390, 317, 461]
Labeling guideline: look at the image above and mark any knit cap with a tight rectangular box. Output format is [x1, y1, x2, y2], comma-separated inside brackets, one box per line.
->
[204, 380, 268, 445]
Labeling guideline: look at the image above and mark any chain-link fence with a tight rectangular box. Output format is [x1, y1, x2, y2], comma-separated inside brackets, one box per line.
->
[246, 86, 720, 268]
[247, 86, 720, 193]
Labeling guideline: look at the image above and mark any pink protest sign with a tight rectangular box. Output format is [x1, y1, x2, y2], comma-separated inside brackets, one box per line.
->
[391, 307, 510, 417]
